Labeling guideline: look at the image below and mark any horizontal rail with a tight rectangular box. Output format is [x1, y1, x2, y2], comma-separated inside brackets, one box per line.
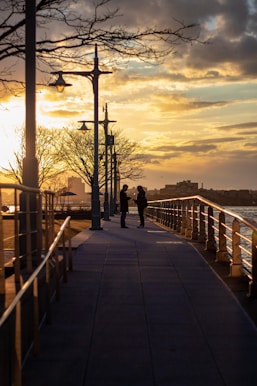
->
[146, 195, 257, 298]
[0, 215, 72, 386]
[0, 183, 72, 386]
[0, 216, 71, 328]
[149, 194, 257, 230]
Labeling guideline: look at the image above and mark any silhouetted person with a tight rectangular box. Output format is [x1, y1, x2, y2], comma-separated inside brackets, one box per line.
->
[134, 185, 147, 228]
[120, 184, 131, 228]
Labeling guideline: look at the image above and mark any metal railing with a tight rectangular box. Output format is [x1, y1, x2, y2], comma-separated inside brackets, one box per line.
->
[146, 195, 257, 298]
[0, 183, 73, 386]
[0, 184, 56, 295]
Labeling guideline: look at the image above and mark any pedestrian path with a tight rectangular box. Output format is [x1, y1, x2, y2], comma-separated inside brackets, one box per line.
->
[22, 214, 257, 386]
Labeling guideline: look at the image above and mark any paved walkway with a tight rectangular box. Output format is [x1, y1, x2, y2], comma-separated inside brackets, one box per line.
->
[22, 214, 257, 386]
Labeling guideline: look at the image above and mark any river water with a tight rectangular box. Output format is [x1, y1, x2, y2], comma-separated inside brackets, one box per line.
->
[225, 206, 257, 222]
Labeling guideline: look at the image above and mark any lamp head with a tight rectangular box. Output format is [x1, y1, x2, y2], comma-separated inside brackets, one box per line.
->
[49, 72, 72, 93]
[78, 121, 91, 134]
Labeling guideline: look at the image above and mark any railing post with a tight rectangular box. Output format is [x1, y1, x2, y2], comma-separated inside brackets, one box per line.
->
[55, 245, 61, 302]
[205, 206, 216, 251]
[146, 205, 152, 220]
[248, 230, 257, 298]
[14, 301, 22, 386]
[0, 188, 5, 295]
[198, 203, 206, 243]
[161, 201, 165, 225]
[68, 219, 73, 271]
[172, 202, 176, 230]
[185, 202, 192, 238]
[14, 189, 21, 283]
[216, 211, 228, 262]
[159, 202, 162, 223]
[177, 203, 182, 233]
[171, 202, 175, 230]
[152, 203, 157, 221]
[33, 277, 40, 357]
[158, 202, 162, 224]
[26, 192, 33, 273]
[170, 201, 174, 228]
[180, 202, 187, 235]
[62, 232, 67, 283]
[163, 201, 167, 226]
[36, 193, 42, 265]
[154, 203, 158, 222]
[191, 201, 198, 240]
[167, 201, 171, 228]
[230, 219, 242, 277]
[45, 259, 52, 324]
[164, 201, 168, 226]
[157, 202, 161, 223]
[150, 204, 154, 221]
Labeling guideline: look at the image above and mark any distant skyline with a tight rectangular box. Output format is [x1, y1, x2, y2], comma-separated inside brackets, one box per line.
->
[127, 180, 257, 193]
[1, 0, 257, 191]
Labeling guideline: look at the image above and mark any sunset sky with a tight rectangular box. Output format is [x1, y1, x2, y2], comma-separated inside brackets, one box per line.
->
[1, 0, 257, 191]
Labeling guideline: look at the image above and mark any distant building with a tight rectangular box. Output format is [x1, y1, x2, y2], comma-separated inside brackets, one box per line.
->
[200, 188, 253, 206]
[160, 180, 198, 198]
[68, 177, 87, 202]
[145, 181, 257, 206]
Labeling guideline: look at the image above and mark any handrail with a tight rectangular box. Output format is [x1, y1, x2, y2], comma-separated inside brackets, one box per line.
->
[151, 194, 257, 230]
[0, 184, 56, 294]
[0, 216, 72, 386]
[146, 195, 257, 298]
[0, 182, 72, 386]
[0, 183, 40, 193]
[0, 216, 71, 328]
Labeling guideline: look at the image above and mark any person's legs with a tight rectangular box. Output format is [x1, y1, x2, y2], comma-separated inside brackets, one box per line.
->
[121, 212, 127, 227]
[138, 208, 144, 227]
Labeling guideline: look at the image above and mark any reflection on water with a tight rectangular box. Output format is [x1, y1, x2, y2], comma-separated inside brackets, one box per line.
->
[225, 206, 257, 221]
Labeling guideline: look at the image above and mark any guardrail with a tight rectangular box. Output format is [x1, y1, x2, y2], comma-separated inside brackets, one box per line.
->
[0, 184, 56, 294]
[0, 183, 73, 385]
[0, 215, 72, 386]
[146, 195, 257, 298]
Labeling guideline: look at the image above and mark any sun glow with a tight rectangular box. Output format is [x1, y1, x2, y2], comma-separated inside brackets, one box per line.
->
[0, 98, 25, 169]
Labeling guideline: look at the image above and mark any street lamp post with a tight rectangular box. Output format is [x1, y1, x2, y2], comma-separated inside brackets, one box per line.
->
[19, 0, 39, 268]
[24, 0, 38, 187]
[113, 151, 119, 214]
[100, 104, 115, 221]
[78, 104, 115, 221]
[109, 143, 114, 216]
[110, 148, 118, 216]
[50, 44, 111, 230]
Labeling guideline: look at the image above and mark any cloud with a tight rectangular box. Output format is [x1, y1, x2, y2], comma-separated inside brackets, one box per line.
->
[150, 92, 229, 113]
[47, 1, 257, 190]
[216, 122, 257, 130]
[152, 143, 216, 153]
[244, 142, 257, 148]
[189, 137, 245, 144]
[4, 0, 257, 192]
[45, 109, 81, 118]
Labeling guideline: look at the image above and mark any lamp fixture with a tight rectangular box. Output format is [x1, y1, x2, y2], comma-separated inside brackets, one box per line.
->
[49, 72, 72, 93]
[78, 121, 91, 134]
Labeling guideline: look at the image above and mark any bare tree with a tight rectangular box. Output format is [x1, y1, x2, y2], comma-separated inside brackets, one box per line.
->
[0, 125, 145, 189]
[0, 0, 200, 92]
[55, 127, 145, 189]
[0, 126, 65, 187]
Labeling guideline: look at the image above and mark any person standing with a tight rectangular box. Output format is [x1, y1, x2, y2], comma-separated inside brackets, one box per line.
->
[134, 185, 147, 228]
[120, 184, 131, 228]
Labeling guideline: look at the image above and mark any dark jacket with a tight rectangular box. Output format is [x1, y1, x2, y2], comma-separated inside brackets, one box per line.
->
[120, 189, 130, 212]
[135, 191, 147, 210]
